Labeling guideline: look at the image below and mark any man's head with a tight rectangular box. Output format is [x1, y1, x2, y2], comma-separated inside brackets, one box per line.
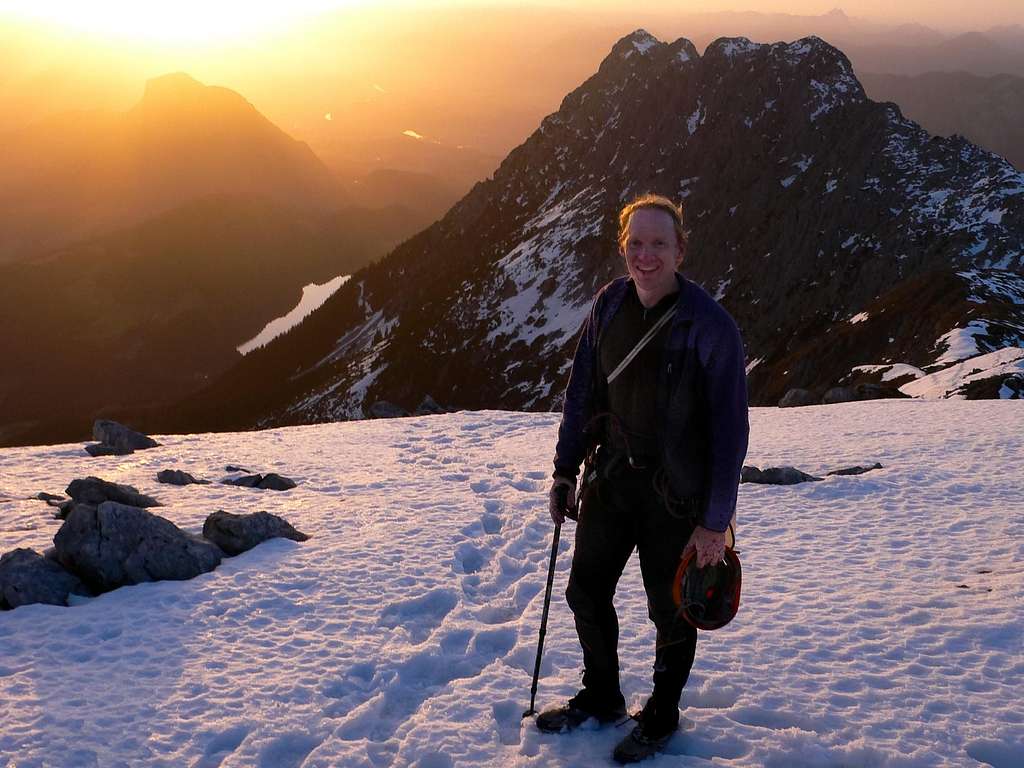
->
[617, 194, 687, 305]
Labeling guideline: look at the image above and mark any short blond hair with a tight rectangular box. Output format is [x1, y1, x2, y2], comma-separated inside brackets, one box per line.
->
[617, 193, 687, 252]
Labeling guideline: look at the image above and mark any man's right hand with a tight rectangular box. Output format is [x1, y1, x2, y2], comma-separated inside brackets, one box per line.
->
[548, 476, 578, 524]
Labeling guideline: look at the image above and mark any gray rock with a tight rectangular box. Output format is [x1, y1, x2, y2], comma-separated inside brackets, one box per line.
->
[222, 474, 264, 488]
[225, 465, 252, 473]
[414, 395, 445, 416]
[53, 502, 223, 592]
[54, 501, 97, 521]
[0, 548, 90, 609]
[369, 401, 409, 419]
[221, 473, 297, 491]
[827, 462, 884, 476]
[203, 510, 310, 556]
[35, 492, 64, 502]
[258, 473, 296, 491]
[741, 465, 822, 484]
[779, 388, 818, 408]
[822, 386, 858, 404]
[92, 420, 160, 453]
[85, 442, 129, 457]
[66, 477, 161, 508]
[156, 469, 208, 486]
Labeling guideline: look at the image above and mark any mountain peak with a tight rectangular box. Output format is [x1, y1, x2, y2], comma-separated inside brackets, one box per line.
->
[134, 72, 254, 119]
[610, 29, 663, 60]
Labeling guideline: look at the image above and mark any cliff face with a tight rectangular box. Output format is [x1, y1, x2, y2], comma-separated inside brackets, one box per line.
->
[174, 31, 1024, 431]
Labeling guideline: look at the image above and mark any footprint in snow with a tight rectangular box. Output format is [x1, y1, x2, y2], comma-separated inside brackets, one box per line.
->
[378, 588, 458, 643]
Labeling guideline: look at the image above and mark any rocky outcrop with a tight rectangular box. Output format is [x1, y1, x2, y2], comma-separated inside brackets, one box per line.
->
[202, 511, 310, 556]
[53, 502, 223, 592]
[86, 420, 160, 456]
[0, 548, 90, 609]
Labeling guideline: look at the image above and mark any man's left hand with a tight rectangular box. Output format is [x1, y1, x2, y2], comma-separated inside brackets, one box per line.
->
[682, 526, 727, 568]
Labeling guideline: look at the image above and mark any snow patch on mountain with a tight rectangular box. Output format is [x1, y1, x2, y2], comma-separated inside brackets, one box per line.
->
[900, 347, 1024, 398]
[238, 276, 350, 355]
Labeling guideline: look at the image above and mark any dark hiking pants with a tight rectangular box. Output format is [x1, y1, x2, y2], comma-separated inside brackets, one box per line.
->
[565, 458, 699, 710]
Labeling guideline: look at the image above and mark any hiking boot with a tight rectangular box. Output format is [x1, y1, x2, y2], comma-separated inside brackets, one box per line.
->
[536, 688, 627, 733]
[612, 697, 679, 764]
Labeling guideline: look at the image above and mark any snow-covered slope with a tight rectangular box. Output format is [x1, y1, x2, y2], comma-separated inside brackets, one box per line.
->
[1, 402, 1021, 766]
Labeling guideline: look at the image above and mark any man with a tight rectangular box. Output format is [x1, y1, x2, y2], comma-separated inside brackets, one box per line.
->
[538, 193, 749, 764]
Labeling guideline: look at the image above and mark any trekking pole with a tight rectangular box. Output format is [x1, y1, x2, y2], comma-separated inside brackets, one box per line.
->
[523, 520, 561, 719]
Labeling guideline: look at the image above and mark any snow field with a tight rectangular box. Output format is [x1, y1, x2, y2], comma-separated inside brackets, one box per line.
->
[0, 401, 1021, 767]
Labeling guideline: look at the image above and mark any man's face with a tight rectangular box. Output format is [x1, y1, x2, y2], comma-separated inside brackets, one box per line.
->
[620, 207, 683, 301]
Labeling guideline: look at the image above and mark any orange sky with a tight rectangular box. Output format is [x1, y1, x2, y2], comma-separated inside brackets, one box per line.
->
[1, 0, 1022, 42]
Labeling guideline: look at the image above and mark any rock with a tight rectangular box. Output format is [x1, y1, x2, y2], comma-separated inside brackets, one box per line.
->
[221, 473, 297, 491]
[85, 442, 128, 457]
[778, 388, 818, 408]
[203, 510, 310, 556]
[822, 386, 858, 404]
[369, 401, 409, 419]
[66, 477, 161, 508]
[827, 462, 884, 476]
[225, 465, 252, 473]
[853, 383, 908, 401]
[741, 465, 822, 484]
[156, 469, 208, 486]
[222, 474, 264, 488]
[0, 548, 90, 609]
[54, 501, 97, 521]
[414, 395, 446, 416]
[821, 384, 906, 405]
[258, 473, 296, 491]
[35, 492, 64, 502]
[92, 420, 160, 453]
[53, 502, 223, 592]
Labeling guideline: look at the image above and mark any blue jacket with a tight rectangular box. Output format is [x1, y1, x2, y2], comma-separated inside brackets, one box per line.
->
[553, 273, 749, 532]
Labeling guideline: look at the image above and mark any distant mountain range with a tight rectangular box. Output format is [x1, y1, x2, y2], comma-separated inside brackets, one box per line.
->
[0, 76, 459, 447]
[859, 72, 1024, 170]
[0, 73, 343, 262]
[150, 31, 1023, 437]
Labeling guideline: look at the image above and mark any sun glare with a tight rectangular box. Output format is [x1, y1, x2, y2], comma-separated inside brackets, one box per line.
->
[0, 0, 361, 45]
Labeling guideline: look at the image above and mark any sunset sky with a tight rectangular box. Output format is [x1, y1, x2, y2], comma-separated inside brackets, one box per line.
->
[2, 0, 1023, 43]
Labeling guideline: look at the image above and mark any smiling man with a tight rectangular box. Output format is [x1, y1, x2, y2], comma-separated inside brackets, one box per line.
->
[540, 193, 749, 763]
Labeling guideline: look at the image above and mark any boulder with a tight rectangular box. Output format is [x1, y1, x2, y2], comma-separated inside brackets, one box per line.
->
[222, 474, 264, 488]
[53, 501, 96, 521]
[225, 465, 252, 473]
[85, 442, 128, 457]
[66, 477, 161, 508]
[742, 465, 822, 484]
[92, 420, 160, 453]
[221, 473, 297, 491]
[827, 462, 884, 476]
[369, 401, 409, 419]
[822, 386, 857, 404]
[778, 388, 818, 408]
[414, 395, 446, 416]
[258, 473, 296, 491]
[0, 548, 90, 609]
[156, 469, 208, 486]
[203, 510, 310, 556]
[53, 502, 223, 592]
[35, 492, 64, 502]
